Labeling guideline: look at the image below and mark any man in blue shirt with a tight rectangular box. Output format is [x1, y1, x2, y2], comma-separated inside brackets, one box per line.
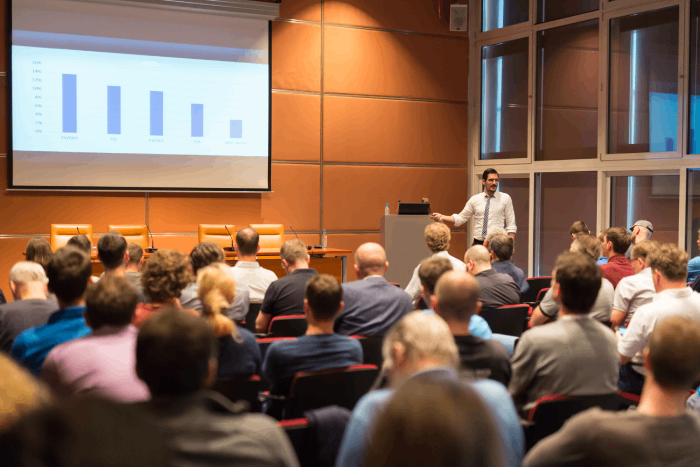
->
[12, 247, 92, 375]
[489, 233, 529, 294]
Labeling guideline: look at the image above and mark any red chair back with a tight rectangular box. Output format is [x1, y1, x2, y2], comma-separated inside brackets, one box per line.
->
[211, 375, 262, 412]
[522, 277, 553, 303]
[536, 287, 550, 302]
[279, 418, 312, 466]
[482, 304, 531, 337]
[268, 315, 307, 337]
[350, 335, 384, 368]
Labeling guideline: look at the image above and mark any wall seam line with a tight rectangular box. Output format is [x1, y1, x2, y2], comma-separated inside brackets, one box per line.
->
[319, 0, 325, 242]
[274, 18, 468, 41]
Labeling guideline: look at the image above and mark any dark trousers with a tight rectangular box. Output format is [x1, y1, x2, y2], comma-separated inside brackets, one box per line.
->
[618, 363, 645, 395]
[472, 238, 485, 246]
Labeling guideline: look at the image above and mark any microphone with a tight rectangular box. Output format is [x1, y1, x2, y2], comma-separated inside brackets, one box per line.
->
[146, 225, 158, 253]
[396, 199, 401, 215]
[291, 226, 312, 251]
[223, 225, 235, 252]
[76, 227, 80, 236]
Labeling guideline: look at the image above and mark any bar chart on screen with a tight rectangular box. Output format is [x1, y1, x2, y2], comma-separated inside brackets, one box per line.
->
[12, 45, 268, 157]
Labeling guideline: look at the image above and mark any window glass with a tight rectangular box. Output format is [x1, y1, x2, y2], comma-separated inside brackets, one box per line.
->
[498, 177, 530, 273]
[537, 0, 598, 24]
[483, 0, 529, 32]
[689, 1, 700, 153]
[686, 171, 700, 260]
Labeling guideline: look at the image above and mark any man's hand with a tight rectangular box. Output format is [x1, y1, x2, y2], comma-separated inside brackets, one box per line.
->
[431, 213, 443, 222]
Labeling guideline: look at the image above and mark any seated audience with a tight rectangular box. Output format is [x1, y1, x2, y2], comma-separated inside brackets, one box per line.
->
[124, 242, 145, 290]
[509, 251, 619, 418]
[230, 227, 278, 304]
[131, 250, 199, 328]
[0, 352, 52, 429]
[335, 311, 524, 467]
[41, 275, 149, 402]
[432, 270, 511, 385]
[524, 316, 700, 467]
[262, 274, 362, 410]
[404, 222, 466, 304]
[618, 243, 700, 395]
[12, 247, 92, 375]
[600, 227, 634, 288]
[180, 242, 249, 322]
[366, 378, 503, 467]
[596, 229, 609, 266]
[136, 309, 298, 467]
[97, 231, 128, 276]
[24, 237, 53, 273]
[625, 220, 653, 260]
[335, 243, 412, 336]
[197, 263, 261, 379]
[483, 227, 508, 250]
[0, 289, 5, 306]
[418, 256, 492, 339]
[256, 239, 318, 333]
[610, 240, 657, 328]
[687, 228, 700, 284]
[569, 220, 590, 238]
[489, 234, 528, 293]
[67, 234, 92, 254]
[464, 245, 520, 311]
[0, 262, 57, 353]
[531, 234, 614, 326]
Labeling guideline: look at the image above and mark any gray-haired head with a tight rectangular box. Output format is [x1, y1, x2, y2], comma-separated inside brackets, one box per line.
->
[9, 261, 48, 285]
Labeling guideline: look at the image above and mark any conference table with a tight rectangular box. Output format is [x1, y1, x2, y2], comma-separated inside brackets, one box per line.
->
[90, 247, 352, 283]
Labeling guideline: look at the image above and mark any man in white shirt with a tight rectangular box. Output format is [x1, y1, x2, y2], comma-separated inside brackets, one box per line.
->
[230, 227, 277, 304]
[431, 168, 516, 245]
[404, 222, 465, 305]
[610, 240, 657, 329]
[618, 243, 700, 395]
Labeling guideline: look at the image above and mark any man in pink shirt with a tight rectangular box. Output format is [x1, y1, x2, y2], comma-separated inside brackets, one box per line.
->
[600, 227, 635, 289]
[42, 275, 149, 402]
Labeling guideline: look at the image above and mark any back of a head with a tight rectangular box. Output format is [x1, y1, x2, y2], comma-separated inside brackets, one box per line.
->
[569, 221, 589, 236]
[85, 275, 139, 330]
[631, 240, 659, 263]
[280, 239, 308, 264]
[189, 242, 225, 274]
[648, 316, 700, 390]
[305, 274, 343, 322]
[434, 270, 480, 323]
[366, 378, 502, 467]
[605, 227, 632, 255]
[67, 234, 92, 255]
[235, 227, 260, 256]
[554, 251, 601, 314]
[9, 261, 47, 286]
[136, 308, 216, 397]
[571, 234, 602, 261]
[126, 242, 144, 265]
[97, 232, 127, 270]
[46, 246, 92, 304]
[0, 353, 52, 430]
[647, 243, 688, 282]
[485, 227, 508, 246]
[424, 223, 451, 253]
[354, 243, 387, 277]
[25, 238, 53, 271]
[597, 229, 608, 244]
[465, 245, 491, 266]
[489, 234, 513, 261]
[197, 264, 236, 338]
[141, 250, 193, 302]
[418, 257, 453, 297]
[382, 311, 458, 371]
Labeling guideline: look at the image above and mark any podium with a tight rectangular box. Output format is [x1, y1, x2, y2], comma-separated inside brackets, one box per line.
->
[380, 215, 433, 288]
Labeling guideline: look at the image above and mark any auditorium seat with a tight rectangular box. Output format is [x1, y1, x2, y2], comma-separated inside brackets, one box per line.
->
[211, 375, 262, 412]
[108, 224, 148, 249]
[482, 305, 531, 337]
[249, 224, 285, 250]
[268, 315, 307, 337]
[198, 224, 236, 250]
[257, 337, 296, 361]
[50, 224, 93, 251]
[522, 277, 553, 304]
[244, 303, 262, 332]
[279, 418, 312, 467]
[350, 336, 384, 368]
[536, 287, 550, 303]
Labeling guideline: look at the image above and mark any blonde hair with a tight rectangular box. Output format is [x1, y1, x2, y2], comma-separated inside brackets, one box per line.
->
[196, 264, 239, 342]
[0, 353, 52, 430]
[424, 223, 451, 253]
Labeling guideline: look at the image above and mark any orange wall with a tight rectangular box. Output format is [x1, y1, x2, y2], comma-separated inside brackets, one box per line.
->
[0, 0, 470, 300]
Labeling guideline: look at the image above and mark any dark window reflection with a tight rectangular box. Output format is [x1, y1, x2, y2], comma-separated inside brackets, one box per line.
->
[537, 0, 598, 24]
[483, 0, 529, 32]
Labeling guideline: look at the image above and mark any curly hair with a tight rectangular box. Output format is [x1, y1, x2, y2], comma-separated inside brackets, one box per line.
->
[425, 223, 451, 253]
[141, 250, 193, 303]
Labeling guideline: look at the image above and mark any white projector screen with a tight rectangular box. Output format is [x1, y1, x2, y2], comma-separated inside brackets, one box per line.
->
[10, 0, 271, 191]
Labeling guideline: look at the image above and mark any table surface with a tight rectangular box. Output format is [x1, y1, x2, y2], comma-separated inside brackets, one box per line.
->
[89, 247, 351, 260]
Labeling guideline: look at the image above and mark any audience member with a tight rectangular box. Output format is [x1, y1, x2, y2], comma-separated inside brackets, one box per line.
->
[618, 243, 700, 395]
[464, 245, 520, 311]
[230, 227, 278, 304]
[67, 234, 92, 254]
[97, 231, 128, 275]
[596, 229, 609, 265]
[687, 228, 700, 284]
[180, 242, 249, 322]
[610, 240, 657, 328]
[197, 263, 261, 379]
[11, 247, 92, 375]
[569, 221, 590, 238]
[404, 223, 466, 304]
[530, 234, 614, 326]
[524, 316, 700, 467]
[0, 289, 5, 306]
[418, 256, 492, 339]
[41, 275, 149, 402]
[335, 243, 412, 336]
[509, 252, 619, 418]
[489, 234, 528, 293]
[366, 378, 503, 467]
[24, 237, 53, 273]
[625, 220, 653, 260]
[262, 274, 362, 413]
[125, 242, 145, 287]
[0, 353, 52, 429]
[483, 226, 508, 250]
[432, 270, 511, 385]
[600, 227, 634, 288]
[136, 309, 299, 467]
[0, 262, 57, 353]
[335, 311, 524, 467]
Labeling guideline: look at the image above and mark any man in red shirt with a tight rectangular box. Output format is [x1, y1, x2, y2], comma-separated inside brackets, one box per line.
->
[601, 227, 634, 289]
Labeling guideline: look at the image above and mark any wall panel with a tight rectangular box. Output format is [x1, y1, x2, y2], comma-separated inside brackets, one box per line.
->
[278, 0, 322, 22]
[271, 21, 321, 92]
[272, 92, 321, 161]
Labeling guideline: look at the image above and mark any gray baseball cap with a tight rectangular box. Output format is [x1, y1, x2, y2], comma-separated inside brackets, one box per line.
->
[629, 220, 653, 233]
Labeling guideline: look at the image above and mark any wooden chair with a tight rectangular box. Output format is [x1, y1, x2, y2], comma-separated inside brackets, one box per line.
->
[268, 315, 307, 337]
[50, 224, 93, 251]
[249, 224, 285, 250]
[107, 224, 148, 249]
[481, 304, 531, 337]
[211, 375, 262, 412]
[198, 224, 236, 251]
[522, 277, 553, 303]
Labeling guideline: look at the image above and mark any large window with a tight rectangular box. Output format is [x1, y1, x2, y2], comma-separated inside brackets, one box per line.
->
[483, 0, 529, 32]
[689, 0, 700, 153]
[499, 177, 530, 272]
[687, 170, 700, 257]
[537, 0, 598, 24]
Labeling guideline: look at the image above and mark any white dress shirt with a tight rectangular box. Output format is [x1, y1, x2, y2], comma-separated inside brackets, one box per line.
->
[404, 250, 467, 303]
[452, 191, 516, 240]
[230, 261, 278, 304]
[612, 267, 655, 327]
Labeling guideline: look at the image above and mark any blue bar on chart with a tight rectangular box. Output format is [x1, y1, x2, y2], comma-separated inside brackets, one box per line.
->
[150, 91, 164, 136]
[230, 119, 242, 138]
[107, 86, 121, 135]
[191, 104, 203, 137]
[62, 74, 77, 133]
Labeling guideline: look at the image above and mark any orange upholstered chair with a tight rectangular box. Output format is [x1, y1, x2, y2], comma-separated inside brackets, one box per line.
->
[198, 224, 236, 251]
[108, 225, 148, 249]
[249, 224, 285, 250]
[50, 224, 93, 251]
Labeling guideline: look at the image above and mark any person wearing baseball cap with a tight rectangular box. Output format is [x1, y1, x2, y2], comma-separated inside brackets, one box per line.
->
[626, 221, 654, 260]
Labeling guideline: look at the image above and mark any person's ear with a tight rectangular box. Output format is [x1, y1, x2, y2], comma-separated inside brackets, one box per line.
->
[552, 281, 562, 300]
[336, 301, 344, 316]
[256, 245, 261, 254]
[490, 250, 497, 263]
[204, 358, 218, 388]
[9, 281, 16, 296]
[354, 264, 360, 275]
[392, 342, 406, 369]
[643, 348, 651, 372]
[303, 299, 311, 317]
[281, 259, 289, 270]
[475, 300, 483, 316]
[384, 261, 389, 272]
[430, 294, 438, 312]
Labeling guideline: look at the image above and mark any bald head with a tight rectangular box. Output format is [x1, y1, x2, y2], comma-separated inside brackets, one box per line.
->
[354, 243, 388, 279]
[433, 271, 481, 323]
[466, 245, 491, 265]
